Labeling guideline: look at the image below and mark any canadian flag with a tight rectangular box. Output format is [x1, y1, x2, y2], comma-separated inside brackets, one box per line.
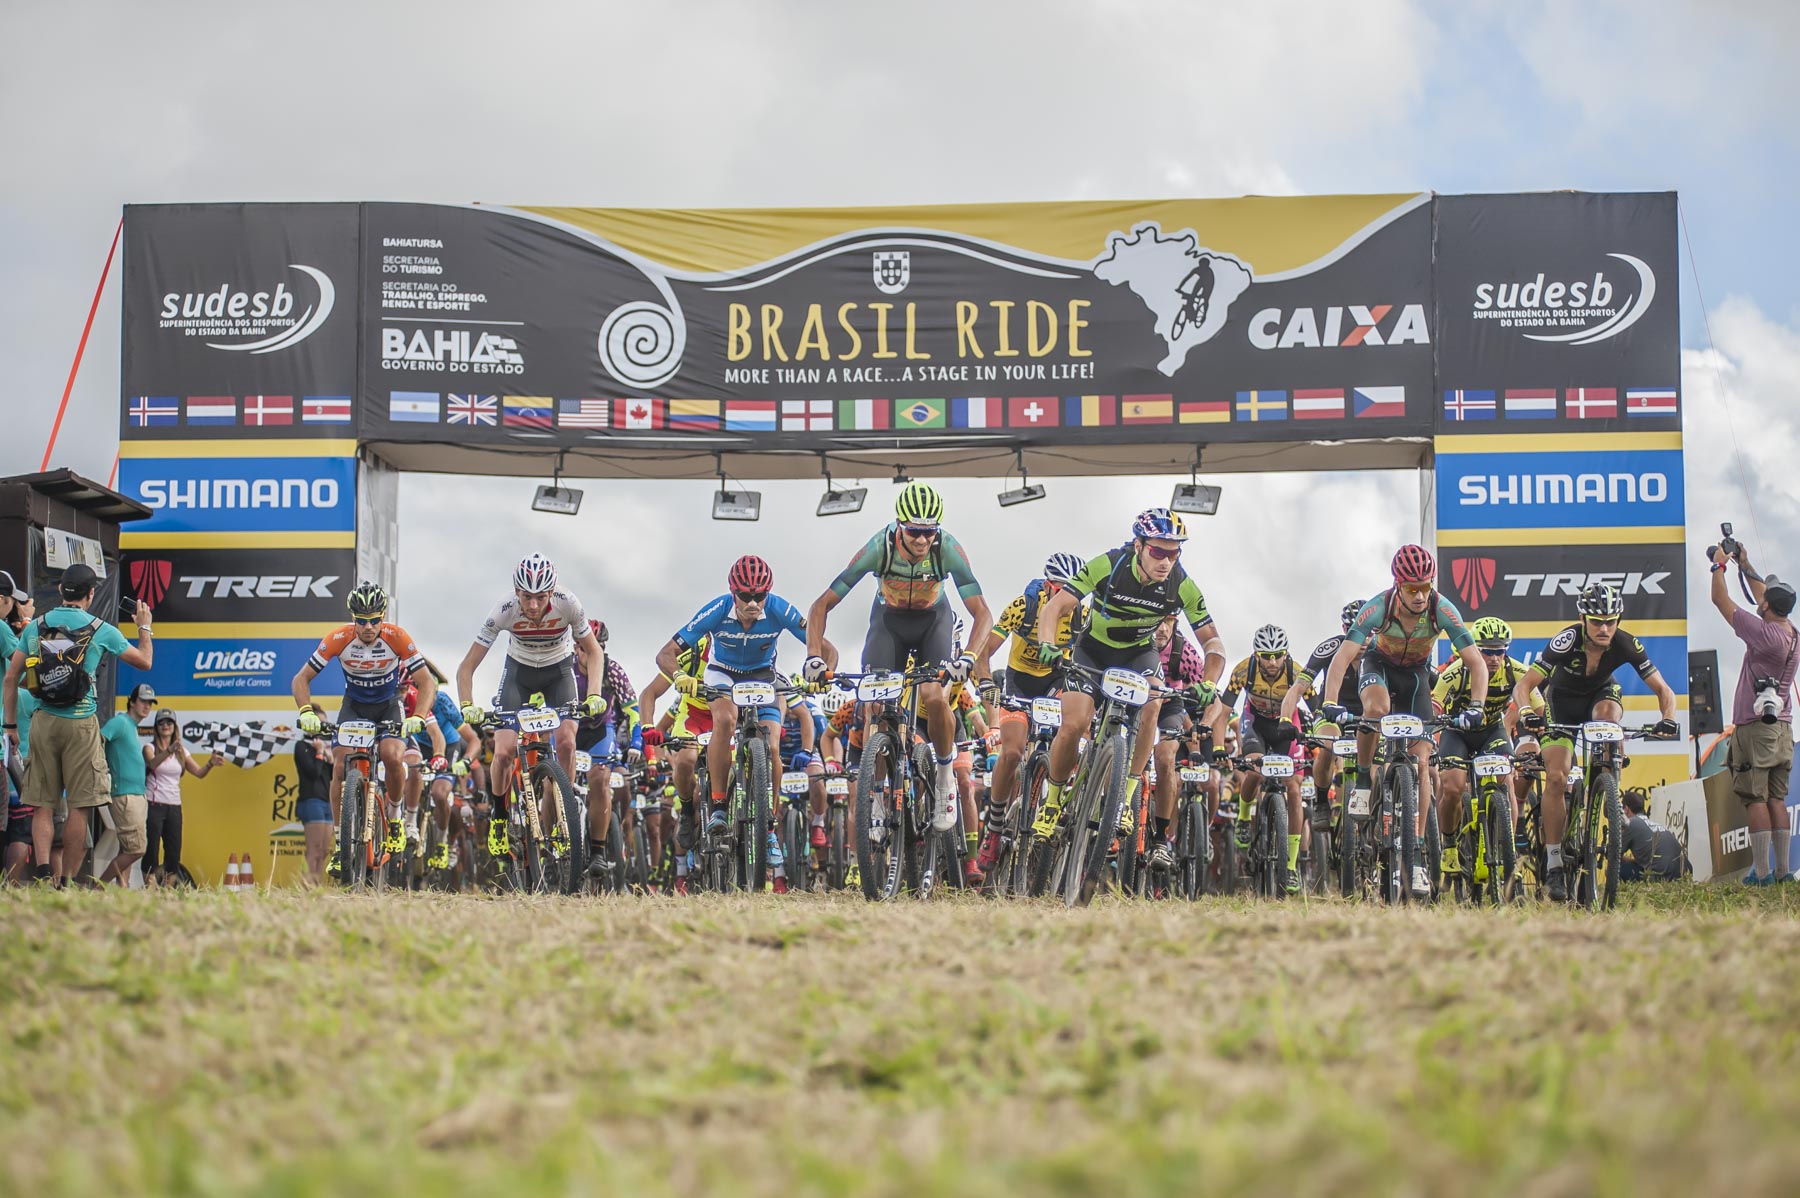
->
[620, 398, 663, 430]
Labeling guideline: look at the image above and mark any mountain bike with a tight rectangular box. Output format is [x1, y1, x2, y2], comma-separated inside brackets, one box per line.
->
[1172, 750, 1213, 900]
[693, 677, 811, 894]
[1299, 770, 1334, 896]
[1510, 751, 1546, 901]
[837, 662, 952, 901]
[987, 692, 1061, 898]
[779, 767, 814, 893]
[479, 697, 586, 895]
[1440, 748, 1518, 906]
[1039, 661, 1167, 908]
[660, 733, 713, 893]
[1231, 752, 1294, 899]
[324, 718, 406, 891]
[1207, 768, 1241, 895]
[1339, 713, 1447, 905]
[1540, 720, 1672, 911]
[823, 771, 852, 890]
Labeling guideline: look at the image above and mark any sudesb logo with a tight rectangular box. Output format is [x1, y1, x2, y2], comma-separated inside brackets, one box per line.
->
[158, 264, 337, 355]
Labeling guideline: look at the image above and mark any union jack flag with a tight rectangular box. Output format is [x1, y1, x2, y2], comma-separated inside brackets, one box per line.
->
[447, 394, 498, 426]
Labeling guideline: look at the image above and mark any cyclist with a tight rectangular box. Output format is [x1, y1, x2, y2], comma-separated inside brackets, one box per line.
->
[775, 682, 826, 893]
[1149, 613, 1213, 873]
[455, 553, 608, 848]
[1218, 624, 1308, 893]
[1513, 583, 1679, 901]
[573, 620, 640, 879]
[1283, 599, 1369, 811]
[1318, 545, 1488, 898]
[806, 482, 993, 836]
[292, 582, 434, 850]
[656, 555, 828, 843]
[971, 551, 1083, 876]
[639, 633, 711, 894]
[402, 676, 479, 870]
[1032, 509, 1225, 839]
[822, 685, 867, 775]
[1431, 616, 1542, 882]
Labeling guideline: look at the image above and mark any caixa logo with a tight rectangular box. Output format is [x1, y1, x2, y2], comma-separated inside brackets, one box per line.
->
[1247, 303, 1429, 350]
[1470, 253, 1655, 345]
[158, 263, 335, 354]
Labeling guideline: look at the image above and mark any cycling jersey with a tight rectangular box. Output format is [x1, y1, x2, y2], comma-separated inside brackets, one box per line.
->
[574, 655, 639, 739]
[1296, 634, 1362, 712]
[829, 525, 982, 610]
[1534, 623, 1660, 696]
[780, 697, 825, 761]
[1433, 655, 1542, 727]
[673, 593, 807, 674]
[308, 623, 423, 703]
[1067, 546, 1212, 650]
[827, 699, 867, 753]
[408, 690, 463, 754]
[994, 579, 1076, 676]
[475, 590, 590, 668]
[1221, 655, 1301, 721]
[670, 635, 711, 725]
[1159, 630, 1207, 690]
[1345, 589, 1474, 667]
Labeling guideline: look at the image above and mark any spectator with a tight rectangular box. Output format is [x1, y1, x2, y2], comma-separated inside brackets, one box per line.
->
[97, 684, 157, 886]
[294, 731, 334, 885]
[1, 569, 29, 875]
[1707, 541, 1800, 883]
[1620, 790, 1657, 882]
[2, 563, 154, 885]
[142, 707, 231, 886]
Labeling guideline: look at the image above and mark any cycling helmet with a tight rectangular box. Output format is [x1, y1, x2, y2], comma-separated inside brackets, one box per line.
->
[821, 688, 849, 715]
[1252, 624, 1288, 654]
[894, 481, 944, 526]
[1576, 583, 1624, 619]
[403, 681, 420, 715]
[728, 555, 773, 595]
[1044, 552, 1085, 585]
[1470, 615, 1513, 648]
[1390, 543, 1435, 584]
[1340, 599, 1365, 631]
[513, 552, 558, 594]
[1131, 508, 1188, 543]
[588, 619, 610, 646]
[347, 582, 388, 619]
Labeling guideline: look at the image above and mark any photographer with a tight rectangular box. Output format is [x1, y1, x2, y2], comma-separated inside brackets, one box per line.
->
[1708, 532, 1799, 884]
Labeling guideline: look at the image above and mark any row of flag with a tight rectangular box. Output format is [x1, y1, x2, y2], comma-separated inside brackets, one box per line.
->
[126, 395, 351, 428]
[385, 388, 1413, 431]
[1442, 387, 1678, 421]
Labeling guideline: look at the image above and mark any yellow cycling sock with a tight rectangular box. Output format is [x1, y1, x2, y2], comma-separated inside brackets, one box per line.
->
[1125, 776, 1140, 803]
[1286, 833, 1301, 871]
[1045, 779, 1067, 808]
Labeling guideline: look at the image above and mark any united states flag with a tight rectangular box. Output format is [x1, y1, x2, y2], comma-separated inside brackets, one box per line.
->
[447, 394, 498, 426]
[558, 398, 609, 429]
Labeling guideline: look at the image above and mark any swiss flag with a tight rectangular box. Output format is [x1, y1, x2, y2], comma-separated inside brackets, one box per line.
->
[619, 398, 663, 430]
[1007, 396, 1057, 428]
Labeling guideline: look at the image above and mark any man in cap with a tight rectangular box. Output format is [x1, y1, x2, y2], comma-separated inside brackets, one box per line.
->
[97, 683, 157, 885]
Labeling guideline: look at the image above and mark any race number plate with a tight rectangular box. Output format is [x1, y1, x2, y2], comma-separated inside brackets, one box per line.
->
[1583, 721, 1625, 743]
[517, 706, 560, 733]
[610, 774, 625, 790]
[780, 771, 810, 795]
[1332, 738, 1358, 756]
[1179, 766, 1209, 784]
[336, 720, 377, 749]
[1030, 696, 1064, 727]
[824, 777, 850, 796]
[1473, 754, 1512, 778]
[857, 673, 905, 703]
[981, 772, 994, 788]
[732, 681, 776, 707]
[573, 751, 592, 774]
[1379, 714, 1424, 739]
[697, 731, 712, 748]
[1348, 790, 1373, 816]
[1568, 765, 1584, 785]
[1100, 668, 1152, 706]
[1260, 756, 1295, 778]
[1301, 778, 1316, 799]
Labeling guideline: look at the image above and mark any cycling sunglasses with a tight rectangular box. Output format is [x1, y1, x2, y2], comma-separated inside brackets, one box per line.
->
[1254, 650, 1285, 661]
[900, 523, 939, 540]
[352, 616, 383, 627]
[1583, 615, 1620, 628]
[1397, 583, 1433, 597]
[1477, 645, 1508, 656]
[734, 589, 770, 604]
[1142, 543, 1181, 561]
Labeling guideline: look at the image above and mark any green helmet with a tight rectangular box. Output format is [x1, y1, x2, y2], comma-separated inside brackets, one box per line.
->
[347, 581, 389, 620]
[894, 481, 944, 525]
[1470, 615, 1512, 648]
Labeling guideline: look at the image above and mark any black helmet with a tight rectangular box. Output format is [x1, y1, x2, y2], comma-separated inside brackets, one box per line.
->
[347, 582, 389, 620]
[1575, 583, 1623, 620]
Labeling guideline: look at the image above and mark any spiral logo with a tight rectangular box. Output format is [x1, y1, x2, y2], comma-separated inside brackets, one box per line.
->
[598, 300, 685, 389]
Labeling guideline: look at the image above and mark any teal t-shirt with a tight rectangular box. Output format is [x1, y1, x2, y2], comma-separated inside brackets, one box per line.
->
[100, 713, 148, 796]
[19, 606, 132, 720]
[0, 620, 18, 665]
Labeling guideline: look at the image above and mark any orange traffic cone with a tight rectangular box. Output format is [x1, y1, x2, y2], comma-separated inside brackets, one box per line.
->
[239, 852, 256, 892]
[224, 853, 241, 892]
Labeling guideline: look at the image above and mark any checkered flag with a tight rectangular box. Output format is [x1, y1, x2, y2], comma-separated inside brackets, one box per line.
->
[181, 719, 299, 769]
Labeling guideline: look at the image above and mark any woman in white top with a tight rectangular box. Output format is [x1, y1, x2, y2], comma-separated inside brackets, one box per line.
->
[142, 708, 230, 886]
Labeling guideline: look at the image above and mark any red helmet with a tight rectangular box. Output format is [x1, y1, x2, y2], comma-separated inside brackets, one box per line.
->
[588, 618, 609, 647]
[403, 682, 420, 715]
[728, 555, 773, 595]
[1390, 543, 1436, 584]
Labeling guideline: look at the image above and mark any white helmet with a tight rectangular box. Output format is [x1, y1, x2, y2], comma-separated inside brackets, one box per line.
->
[1252, 624, 1288, 654]
[513, 552, 558, 594]
[1044, 552, 1085, 585]
[821, 688, 849, 715]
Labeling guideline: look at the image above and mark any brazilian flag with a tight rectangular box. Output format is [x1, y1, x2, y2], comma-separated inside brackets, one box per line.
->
[894, 398, 946, 430]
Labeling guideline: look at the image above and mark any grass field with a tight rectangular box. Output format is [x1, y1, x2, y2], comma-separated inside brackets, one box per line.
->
[4, 884, 1800, 1196]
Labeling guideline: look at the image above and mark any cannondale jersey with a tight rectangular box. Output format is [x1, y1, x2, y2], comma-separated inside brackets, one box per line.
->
[475, 589, 589, 668]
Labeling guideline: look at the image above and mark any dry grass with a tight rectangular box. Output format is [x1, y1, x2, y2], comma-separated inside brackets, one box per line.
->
[2, 884, 1798, 1196]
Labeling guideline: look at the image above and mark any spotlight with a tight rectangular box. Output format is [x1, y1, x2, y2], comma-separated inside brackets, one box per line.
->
[531, 485, 584, 516]
[1170, 483, 1222, 516]
[817, 487, 867, 516]
[997, 483, 1047, 508]
[712, 489, 762, 521]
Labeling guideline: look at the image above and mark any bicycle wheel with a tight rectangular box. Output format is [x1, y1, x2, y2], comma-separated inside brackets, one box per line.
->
[1422, 800, 1443, 905]
[826, 801, 849, 891]
[1258, 787, 1289, 899]
[855, 730, 903, 901]
[1482, 782, 1517, 907]
[1020, 749, 1058, 898]
[1308, 808, 1332, 897]
[1338, 772, 1361, 898]
[534, 759, 583, 895]
[339, 770, 368, 889]
[1390, 764, 1419, 906]
[1592, 768, 1623, 912]
[783, 803, 810, 894]
[602, 813, 628, 895]
[1213, 817, 1240, 896]
[1176, 798, 1203, 899]
[738, 738, 772, 892]
[1065, 728, 1127, 908]
[631, 816, 652, 893]
[1567, 776, 1594, 910]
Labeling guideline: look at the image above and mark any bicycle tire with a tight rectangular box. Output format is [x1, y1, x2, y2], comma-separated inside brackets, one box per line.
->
[535, 759, 583, 895]
[1213, 818, 1240, 896]
[1423, 800, 1443, 905]
[603, 813, 628, 895]
[1019, 748, 1056, 898]
[1393, 764, 1419, 906]
[1483, 781, 1517, 907]
[343, 769, 373, 890]
[905, 739, 937, 895]
[784, 804, 810, 894]
[826, 802, 849, 891]
[740, 737, 772, 892]
[1066, 728, 1127, 908]
[1338, 770, 1361, 899]
[1308, 803, 1332, 897]
[631, 816, 652, 893]
[1259, 784, 1289, 899]
[1177, 798, 1203, 900]
[1596, 768, 1623, 912]
[1567, 775, 1594, 910]
[855, 730, 903, 901]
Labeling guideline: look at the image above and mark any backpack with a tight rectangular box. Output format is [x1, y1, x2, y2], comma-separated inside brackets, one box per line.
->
[877, 524, 947, 583]
[26, 614, 102, 708]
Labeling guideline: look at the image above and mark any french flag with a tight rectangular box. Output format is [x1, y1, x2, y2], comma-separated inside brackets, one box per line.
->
[951, 396, 1002, 429]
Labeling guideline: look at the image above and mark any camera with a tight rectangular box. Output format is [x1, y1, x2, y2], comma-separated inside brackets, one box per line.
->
[1719, 522, 1741, 562]
[1753, 676, 1782, 724]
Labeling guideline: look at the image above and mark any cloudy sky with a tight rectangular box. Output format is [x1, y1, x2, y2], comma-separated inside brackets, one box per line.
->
[3, 0, 1796, 703]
